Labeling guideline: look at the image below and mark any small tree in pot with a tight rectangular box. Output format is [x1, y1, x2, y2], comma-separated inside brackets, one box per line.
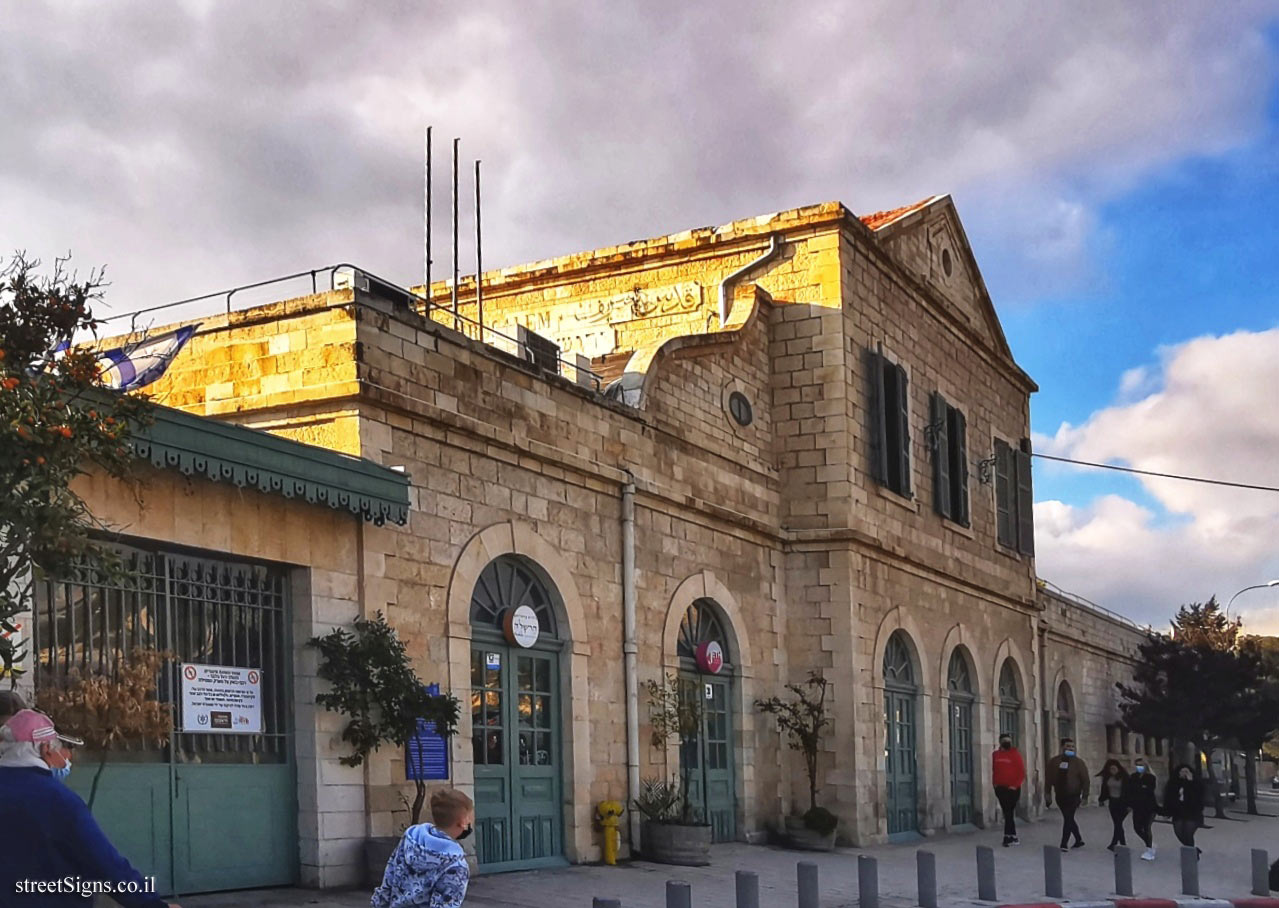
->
[309, 612, 461, 883]
[756, 672, 837, 850]
[633, 674, 712, 865]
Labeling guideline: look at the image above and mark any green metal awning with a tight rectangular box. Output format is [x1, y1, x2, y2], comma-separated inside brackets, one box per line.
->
[129, 403, 410, 525]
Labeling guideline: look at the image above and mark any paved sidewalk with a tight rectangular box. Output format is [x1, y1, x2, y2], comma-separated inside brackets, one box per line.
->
[182, 801, 1279, 908]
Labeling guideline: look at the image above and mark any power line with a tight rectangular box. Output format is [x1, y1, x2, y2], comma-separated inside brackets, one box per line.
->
[1032, 452, 1279, 493]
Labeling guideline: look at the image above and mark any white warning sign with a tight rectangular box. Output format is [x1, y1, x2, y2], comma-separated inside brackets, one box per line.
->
[180, 663, 262, 734]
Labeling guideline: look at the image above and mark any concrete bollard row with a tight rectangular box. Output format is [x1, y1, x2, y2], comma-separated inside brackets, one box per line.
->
[665, 880, 691, 908]
[735, 869, 759, 908]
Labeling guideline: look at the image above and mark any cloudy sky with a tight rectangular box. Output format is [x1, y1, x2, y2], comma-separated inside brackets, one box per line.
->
[3, 3, 1279, 631]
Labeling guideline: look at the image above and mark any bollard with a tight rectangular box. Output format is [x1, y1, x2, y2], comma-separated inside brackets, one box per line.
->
[736, 870, 760, 908]
[1043, 845, 1063, 899]
[976, 845, 996, 902]
[917, 850, 937, 908]
[666, 880, 691, 908]
[1114, 846, 1133, 897]
[858, 854, 879, 908]
[1253, 848, 1271, 897]
[593, 900, 621, 908]
[797, 860, 819, 908]
[1180, 846, 1199, 896]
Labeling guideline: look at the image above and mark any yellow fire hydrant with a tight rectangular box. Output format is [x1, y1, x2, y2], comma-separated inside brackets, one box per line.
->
[596, 800, 625, 866]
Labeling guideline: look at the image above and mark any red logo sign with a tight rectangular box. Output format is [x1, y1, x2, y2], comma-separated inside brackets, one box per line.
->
[183, 665, 198, 682]
[247, 671, 260, 685]
[695, 641, 724, 674]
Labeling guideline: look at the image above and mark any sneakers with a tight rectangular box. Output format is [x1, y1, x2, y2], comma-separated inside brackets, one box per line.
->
[1002, 837, 1012, 847]
[1060, 846, 1070, 853]
[1010, 836, 1021, 846]
[1140, 848, 1156, 861]
[1072, 840, 1086, 849]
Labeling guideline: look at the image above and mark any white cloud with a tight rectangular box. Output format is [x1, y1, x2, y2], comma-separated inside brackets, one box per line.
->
[1035, 328, 1279, 633]
[0, 2, 1274, 312]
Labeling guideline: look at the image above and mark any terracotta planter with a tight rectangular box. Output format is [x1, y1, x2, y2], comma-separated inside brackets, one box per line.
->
[641, 820, 713, 866]
[783, 815, 837, 852]
[365, 835, 401, 887]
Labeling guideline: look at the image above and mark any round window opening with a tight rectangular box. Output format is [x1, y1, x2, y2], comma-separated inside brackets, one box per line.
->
[941, 247, 953, 277]
[728, 391, 753, 427]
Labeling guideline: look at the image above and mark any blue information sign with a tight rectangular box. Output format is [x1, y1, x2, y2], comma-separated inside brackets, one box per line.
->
[406, 718, 449, 781]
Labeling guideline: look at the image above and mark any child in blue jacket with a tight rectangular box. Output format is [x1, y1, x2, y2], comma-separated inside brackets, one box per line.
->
[373, 788, 474, 908]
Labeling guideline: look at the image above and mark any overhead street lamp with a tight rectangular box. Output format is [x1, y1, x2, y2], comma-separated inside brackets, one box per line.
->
[1225, 579, 1279, 620]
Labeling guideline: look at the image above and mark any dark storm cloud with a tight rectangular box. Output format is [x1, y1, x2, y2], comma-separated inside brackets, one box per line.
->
[0, 1, 1275, 310]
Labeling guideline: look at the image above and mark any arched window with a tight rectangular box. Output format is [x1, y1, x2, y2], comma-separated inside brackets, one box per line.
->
[1056, 681, 1076, 744]
[947, 650, 973, 696]
[883, 632, 916, 689]
[469, 556, 558, 638]
[998, 659, 1022, 746]
[677, 598, 732, 668]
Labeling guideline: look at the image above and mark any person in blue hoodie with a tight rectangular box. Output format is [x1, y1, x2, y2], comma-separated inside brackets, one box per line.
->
[372, 788, 474, 908]
[0, 709, 178, 908]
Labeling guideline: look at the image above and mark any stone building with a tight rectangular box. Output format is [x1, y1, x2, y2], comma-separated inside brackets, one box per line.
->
[30, 195, 1154, 893]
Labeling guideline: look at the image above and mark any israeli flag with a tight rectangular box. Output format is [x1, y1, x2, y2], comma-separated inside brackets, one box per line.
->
[97, 324, 200, 391]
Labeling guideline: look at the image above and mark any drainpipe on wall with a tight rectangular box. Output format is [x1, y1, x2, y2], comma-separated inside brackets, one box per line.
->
[717, 235, 783, 327]
[621, 474, 641, 852]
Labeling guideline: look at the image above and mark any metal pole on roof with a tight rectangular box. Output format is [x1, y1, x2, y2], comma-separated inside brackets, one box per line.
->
[474, 159, 483, 341]
[424, 126, 432, 306]
[451, 136, 460, 331]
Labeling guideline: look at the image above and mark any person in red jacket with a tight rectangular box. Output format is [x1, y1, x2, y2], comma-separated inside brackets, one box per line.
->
[992, 732, 1026, 846]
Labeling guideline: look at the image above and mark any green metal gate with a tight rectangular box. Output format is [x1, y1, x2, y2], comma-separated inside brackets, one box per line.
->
[32, 542, 296, 896]
[883, 632, 919, 837]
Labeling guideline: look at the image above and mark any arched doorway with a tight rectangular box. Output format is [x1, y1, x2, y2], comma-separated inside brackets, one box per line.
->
[998, 660, 1022, 747]
[883, 631, 920, 836]
[676, 598, 737, 843]
[1056, 681, 1076, 745]
[469, 556, 564, 871]
[947, 649, 976, 826]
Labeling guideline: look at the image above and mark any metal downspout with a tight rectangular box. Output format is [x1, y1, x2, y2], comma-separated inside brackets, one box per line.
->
[621, 474, 641, 852]
[717, 234, 783, 326]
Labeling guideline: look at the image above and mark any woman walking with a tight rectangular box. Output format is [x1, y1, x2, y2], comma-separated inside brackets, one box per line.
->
[1163, 764, 1204, 857]
[1125, 757, 1159, 860]
[1097, 759, 1130, 851]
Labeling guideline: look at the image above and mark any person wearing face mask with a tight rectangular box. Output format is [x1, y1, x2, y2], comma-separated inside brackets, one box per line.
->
[372, 787, 474, 908]
[1045, 737, 1090, 852]
[1124, 757, 1159, 860]
[0, 709, 179, 907]
[1162, 763, 1204, 857]
[1097, 759, 1130, 852]
[991, 733, 1026, 846]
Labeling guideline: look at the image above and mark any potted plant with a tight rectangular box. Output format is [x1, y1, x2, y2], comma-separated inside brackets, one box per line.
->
[634, 674, 712, 865]
[310, 612, 461, 885]
[757, 672, 838, 851]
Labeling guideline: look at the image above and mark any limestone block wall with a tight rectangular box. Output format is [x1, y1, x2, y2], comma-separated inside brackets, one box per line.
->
[71, 465, 367, 888]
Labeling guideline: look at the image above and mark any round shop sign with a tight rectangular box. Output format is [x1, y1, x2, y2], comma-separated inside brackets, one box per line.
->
[695, 640, 724, 674]
[503, 606, 541, 648]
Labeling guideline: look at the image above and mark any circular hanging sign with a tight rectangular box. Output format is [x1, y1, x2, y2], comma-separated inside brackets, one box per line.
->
[503, 606, 541, 648]
[695, 640, 725, 674]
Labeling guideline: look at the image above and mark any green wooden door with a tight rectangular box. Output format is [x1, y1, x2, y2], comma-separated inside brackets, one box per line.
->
[471, 645, 564, 872]
[885, 689, 919, 835]
[65, 763, 172, 895]
[679, 675, 736, 842]
[949, 697, 975, 825]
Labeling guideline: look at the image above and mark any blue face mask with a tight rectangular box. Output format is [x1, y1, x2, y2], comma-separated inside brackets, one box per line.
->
[1136, 765, 1146, 773]
[50, 761, 72, 781]
[1064, 750, 1075, 758]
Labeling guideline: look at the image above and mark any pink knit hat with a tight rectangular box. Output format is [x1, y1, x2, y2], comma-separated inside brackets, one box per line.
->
[3, 709, 83, 747]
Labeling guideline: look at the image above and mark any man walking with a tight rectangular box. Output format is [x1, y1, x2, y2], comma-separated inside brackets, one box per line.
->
[1045, 737, 1090, 852]
[992, 732, 1025, 846]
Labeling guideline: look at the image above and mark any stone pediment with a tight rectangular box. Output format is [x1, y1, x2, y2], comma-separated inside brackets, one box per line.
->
[866, 196, 1013, 359]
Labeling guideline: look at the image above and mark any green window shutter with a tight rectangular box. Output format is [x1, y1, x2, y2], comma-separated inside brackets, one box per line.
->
[866, 347, 888, 485]
[995, 439, 1014, 548]
[931, 391, 951, 518]
[1015, 440, 1035, 556]
[895, 362, 911, 497]
[953, 407, 970, 527]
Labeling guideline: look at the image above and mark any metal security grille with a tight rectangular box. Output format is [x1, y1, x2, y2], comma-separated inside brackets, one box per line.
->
[32, 541, 290, 763]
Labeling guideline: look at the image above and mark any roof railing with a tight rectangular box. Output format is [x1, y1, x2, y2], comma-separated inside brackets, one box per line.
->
[97, 264, 605, 392]
[1036, 578, 1149, 632]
